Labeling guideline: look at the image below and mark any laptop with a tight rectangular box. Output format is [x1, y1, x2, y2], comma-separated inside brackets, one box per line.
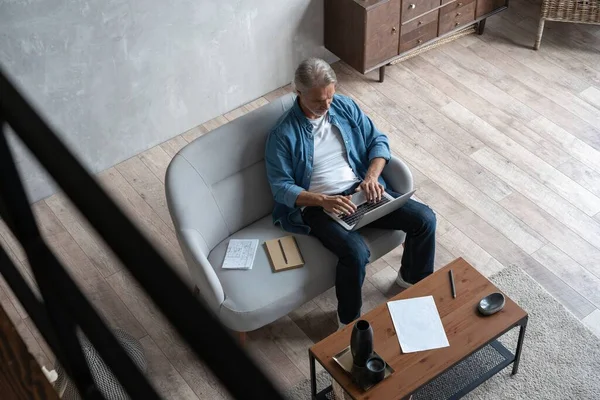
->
[325, 189, 416, 231]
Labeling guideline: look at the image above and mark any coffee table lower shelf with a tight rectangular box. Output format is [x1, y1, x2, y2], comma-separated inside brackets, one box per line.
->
[313, 339, 515, 400]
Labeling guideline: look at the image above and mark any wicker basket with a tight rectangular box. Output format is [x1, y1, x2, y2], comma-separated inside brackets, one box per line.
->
[535, 0, 600, 49]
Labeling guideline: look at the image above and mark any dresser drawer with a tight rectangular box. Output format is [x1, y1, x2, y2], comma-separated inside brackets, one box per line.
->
[439, 1, 476, 35]
[401, 0, 441, 23]
[440, 0, 476, 14]
[399, 18, 438, 52]
[476, 0, 507, 17]
[400, 9, 439, 35]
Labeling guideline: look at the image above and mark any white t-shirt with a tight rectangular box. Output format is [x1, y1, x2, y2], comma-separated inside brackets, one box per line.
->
[308, 113, 359, 195]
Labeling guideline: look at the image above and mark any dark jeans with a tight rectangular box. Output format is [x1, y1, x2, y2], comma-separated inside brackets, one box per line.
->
[302, 189, 436, 324]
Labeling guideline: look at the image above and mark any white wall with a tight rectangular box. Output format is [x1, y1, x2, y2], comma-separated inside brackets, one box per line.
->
[1, 0, 334, 202]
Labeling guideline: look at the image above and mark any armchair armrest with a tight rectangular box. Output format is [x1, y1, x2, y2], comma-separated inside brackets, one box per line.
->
[382, 155, 414, 194]
[179, 228, 225, 312]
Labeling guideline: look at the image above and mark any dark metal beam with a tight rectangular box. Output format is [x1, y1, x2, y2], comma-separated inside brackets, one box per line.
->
[0, 68, 283, 399]
[0, 120, 159, 400]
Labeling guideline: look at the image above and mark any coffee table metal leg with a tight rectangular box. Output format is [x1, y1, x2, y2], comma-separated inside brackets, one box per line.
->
[310, 352, 317, 399]
[512, 319, 527, 375]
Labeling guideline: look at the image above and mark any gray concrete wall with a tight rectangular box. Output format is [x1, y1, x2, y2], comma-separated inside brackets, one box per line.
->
[1, 0, 334, 202]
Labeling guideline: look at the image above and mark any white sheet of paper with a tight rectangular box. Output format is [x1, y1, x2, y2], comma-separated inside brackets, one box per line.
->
[387, 295, 449, 353]
[222, 239, 259, 270]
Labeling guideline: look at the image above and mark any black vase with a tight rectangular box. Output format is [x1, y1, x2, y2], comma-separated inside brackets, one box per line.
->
[350, 320, 373, 368]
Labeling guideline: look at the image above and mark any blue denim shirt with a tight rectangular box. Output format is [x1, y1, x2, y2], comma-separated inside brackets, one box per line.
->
[265, 94, 391, 234]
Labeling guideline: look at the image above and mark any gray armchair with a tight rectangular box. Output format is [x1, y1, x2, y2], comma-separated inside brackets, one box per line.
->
[165, 93, 413, 335]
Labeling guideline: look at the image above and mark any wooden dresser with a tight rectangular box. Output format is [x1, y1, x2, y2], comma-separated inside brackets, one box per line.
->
[324, 0, 508, 81]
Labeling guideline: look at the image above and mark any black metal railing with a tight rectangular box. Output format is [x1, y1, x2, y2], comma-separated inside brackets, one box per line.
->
[0, 67, 285, 399]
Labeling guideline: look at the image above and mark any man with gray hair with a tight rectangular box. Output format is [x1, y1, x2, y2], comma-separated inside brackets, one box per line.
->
[265, 58, 436, 328]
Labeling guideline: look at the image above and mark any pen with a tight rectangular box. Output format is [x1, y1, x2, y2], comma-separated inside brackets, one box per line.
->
[278, 239, 288, 264]
[449, 270, 456, 299]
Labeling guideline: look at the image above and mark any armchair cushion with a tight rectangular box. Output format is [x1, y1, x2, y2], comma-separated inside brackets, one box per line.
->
[207, 217, 405, 332]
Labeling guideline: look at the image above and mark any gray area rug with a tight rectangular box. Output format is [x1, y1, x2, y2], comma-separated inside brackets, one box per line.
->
[285, 265, 600, 399]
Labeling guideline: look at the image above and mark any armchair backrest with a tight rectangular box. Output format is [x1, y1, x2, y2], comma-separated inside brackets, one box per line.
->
[166, 93, 296, 253]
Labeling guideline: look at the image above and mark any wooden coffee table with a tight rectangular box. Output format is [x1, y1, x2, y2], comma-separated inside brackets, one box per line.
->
[309, 258, 528, 400]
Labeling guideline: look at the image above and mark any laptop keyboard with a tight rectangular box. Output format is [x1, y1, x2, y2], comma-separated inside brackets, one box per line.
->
[340, 196, 390, 226]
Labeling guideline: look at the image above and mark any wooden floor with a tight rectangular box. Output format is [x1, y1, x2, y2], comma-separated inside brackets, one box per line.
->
[2, 0, 600, 397]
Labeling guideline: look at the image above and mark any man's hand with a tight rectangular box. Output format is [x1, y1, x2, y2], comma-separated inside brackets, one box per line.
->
[321, 195, 357, 216]
[356, 177, 384, 203]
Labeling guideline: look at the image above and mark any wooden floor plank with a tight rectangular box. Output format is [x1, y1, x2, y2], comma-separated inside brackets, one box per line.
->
[526, 116, 600, 174]
[202, 115, 230, 132]
[0, 263, 33, 320]
[415, 180, 595, 318]
[14, 318, 51, 370]
[182, 125, 208, 143]
[41, 229, 148, 339]
[0, 283, 22, 325]
[246, 329, 305, 391]
[369, 265, 403, 299]
[106, 270, 228, 399]
[532, 244, 600, 309]
[379, 240, 456, 274]
[224, 105, 248, 121]
[518, 13, 600, 70]
[97, 167, 188, 280]
[45, 192, 121, 278]
[455, 42, 600, 151]
[471, 32, 600, 129]
[260, 315, 317, 379]
[382, 128, 547, 254]
[23, 317, 55, 367]
[583, 309, 600, 338]
[0, 218, 26, 262]
[406, 53, 571, 168]
[438, 223, 505, 278]
[115, 155, 175, 231]
[481, 19, 590, 93]
[291, 307, 338, 344]
[498, 192, 600, 277]
[139, 145, 172, 184]
[338, 66, 514, 203]
[471, 147, 600, 250]
[243, 97, 270, 111]
[373, 72, 513, 202]
[362, 278, 391, 314]
[557, 158, 600, 199]
[496, 11, 600, 87]
[263, 85, 293, 102]
[335, 63, 485, 156]
[518, 21, 600, 87]
[139, 335, 201, 400]
[161, 135, 190, 157]
[580, 86, 600, 110]
[440, 100, 600, 216]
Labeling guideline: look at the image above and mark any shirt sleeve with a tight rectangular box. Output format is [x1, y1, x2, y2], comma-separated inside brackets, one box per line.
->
[350, 99, 391, 163]
[265, 130, 304, 208]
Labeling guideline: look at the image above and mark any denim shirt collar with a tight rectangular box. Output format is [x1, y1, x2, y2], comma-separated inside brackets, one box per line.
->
[291, 96, 340, 133]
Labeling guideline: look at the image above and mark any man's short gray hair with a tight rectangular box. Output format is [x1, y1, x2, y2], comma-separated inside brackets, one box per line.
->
[293, 58, 337, 93]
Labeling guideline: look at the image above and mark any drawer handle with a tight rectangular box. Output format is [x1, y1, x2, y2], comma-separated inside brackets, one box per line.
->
[458, 2, 463, 5]
[409, 3, 416, 9]
[456, 12, 462, 16]
[417, 39, 423, 44]
[418, 20, 424, 25]
[455, 22, 461, 26]
[392, 26, 397, 33]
